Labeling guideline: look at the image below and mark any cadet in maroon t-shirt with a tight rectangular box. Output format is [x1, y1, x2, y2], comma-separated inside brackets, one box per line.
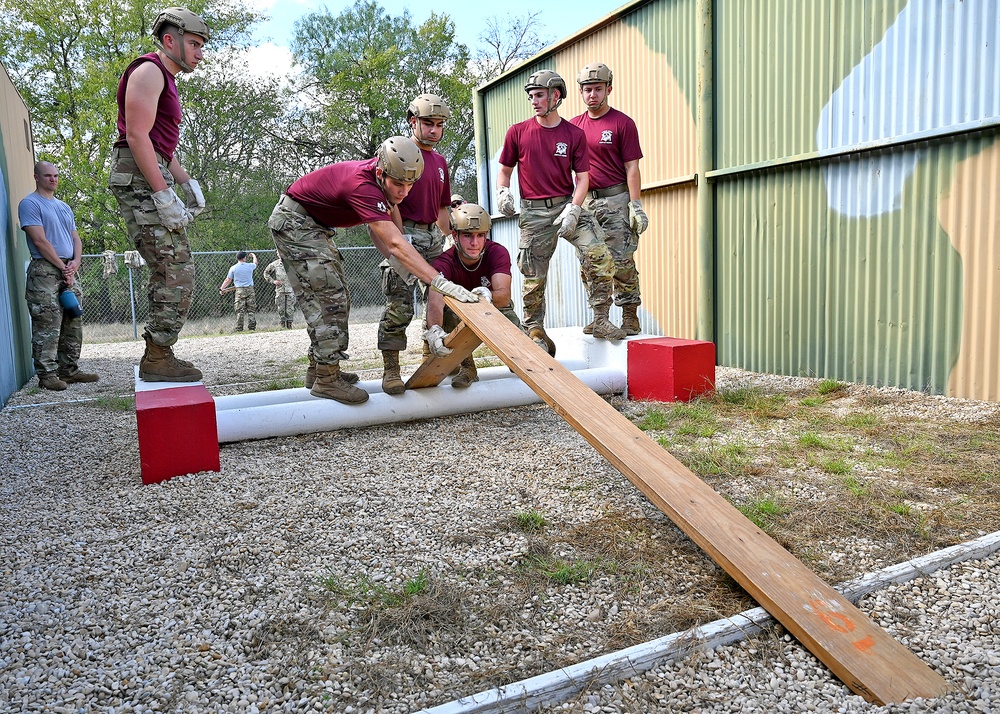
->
[377, 94, 455, 396]
[424, 204, 519, 388]
[495, 69, 625, 356]
[268, 136, 477, 405]
[571, 62, 650, 336]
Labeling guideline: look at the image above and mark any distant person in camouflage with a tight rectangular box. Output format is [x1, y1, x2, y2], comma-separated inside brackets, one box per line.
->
[377, 94, 455, 396]
[108, 7, 209, 382]
[571, 63, 648, 335]
[263, 251, 296, 328]
[424, 204, 519, 388]
[496, 69, 625, 357]
[268, 135, 478, 404]
[18, 161, 99, 390]
[219, 251, 258, 331]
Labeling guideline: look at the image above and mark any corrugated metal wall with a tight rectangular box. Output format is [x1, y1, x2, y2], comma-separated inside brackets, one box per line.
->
[0, 61, 35, 406]
[712, 0, 1000, 398]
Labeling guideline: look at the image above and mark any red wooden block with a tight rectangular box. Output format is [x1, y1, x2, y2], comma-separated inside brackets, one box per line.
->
[135, 385, 220, 484]
[627, 337, 716, 402]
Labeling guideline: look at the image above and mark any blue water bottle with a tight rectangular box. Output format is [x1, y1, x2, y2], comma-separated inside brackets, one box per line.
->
[59, 288, 83, 317]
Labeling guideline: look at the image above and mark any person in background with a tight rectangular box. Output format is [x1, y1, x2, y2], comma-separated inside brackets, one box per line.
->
[18, 161, 99, 390]
[219, 251, 258, 332]
[424, 203, 519, 388]
[376, 95, 455, 396]
[108, 6, 210, 382]
[263, 250, 296, 328]
[571, 62, 649, 335]
[496, 69, 625, 357]
[268, 135, 477, 405]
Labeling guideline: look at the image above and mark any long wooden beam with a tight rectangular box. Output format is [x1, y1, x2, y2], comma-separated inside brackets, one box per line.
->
[415, 297, 950, 705]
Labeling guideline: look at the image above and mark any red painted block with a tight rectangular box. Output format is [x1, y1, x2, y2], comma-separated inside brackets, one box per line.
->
[627, 337, 716, 402]
[135, 385, 220, 484]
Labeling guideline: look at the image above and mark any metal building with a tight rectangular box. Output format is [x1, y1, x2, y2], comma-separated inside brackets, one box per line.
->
[476, 0, 1000, 401]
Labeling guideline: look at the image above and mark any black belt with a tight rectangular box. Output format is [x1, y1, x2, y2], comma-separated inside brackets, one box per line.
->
[522, 196, 571, 209]
[402, 220, 433, 231]
[589, 183, 628, 199]
[112, 145, 170, 167]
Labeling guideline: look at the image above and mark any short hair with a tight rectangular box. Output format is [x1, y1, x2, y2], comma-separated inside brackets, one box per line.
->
[236, 251, 248, 261]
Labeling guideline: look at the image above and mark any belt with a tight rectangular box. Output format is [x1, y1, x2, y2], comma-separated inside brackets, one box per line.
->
[402, 220, 434, 231]
[279, 194, 310, 216]
[522, 196, 571, 209]
[112, 145, 170, 167]
[589, 183, 628, 199]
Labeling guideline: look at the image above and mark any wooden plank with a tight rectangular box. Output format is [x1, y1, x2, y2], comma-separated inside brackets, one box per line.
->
[405, 320, 482, 389]
[438, 296, 951, 705]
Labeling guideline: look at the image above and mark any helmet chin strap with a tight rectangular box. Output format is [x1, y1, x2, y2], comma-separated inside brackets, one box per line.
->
[413, 123, 440, 147]
[541, 90, 563, 117]
[156, 30, 195, 73]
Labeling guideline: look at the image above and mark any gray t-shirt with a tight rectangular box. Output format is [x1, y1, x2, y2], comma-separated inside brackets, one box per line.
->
[227, 261, 256, 287]
[18, 192, 77, 259]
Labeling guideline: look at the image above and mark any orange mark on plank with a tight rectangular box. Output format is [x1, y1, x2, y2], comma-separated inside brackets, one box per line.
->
[853, 635, 876, 652]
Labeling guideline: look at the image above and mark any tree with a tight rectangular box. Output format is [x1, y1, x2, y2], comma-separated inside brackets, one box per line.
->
[474, 12, 552, 81]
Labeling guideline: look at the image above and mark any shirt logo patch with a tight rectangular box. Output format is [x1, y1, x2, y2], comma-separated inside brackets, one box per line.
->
[377, 201, 388, 213]
[554, 142, 568, 157]
[480, 277, 491, 288]
[438, 167, 445, 183]
[600, 130, 613, 144]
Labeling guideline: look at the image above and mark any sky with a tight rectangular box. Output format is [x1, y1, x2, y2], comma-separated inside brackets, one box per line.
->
[239, 0, 628, 79]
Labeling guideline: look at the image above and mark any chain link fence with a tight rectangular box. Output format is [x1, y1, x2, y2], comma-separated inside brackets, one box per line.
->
[76, 247, 411, 343]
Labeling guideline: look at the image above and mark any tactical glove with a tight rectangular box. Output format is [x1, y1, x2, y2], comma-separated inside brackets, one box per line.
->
[180, 179, 206, 216]
[553, 203, 582, 239]
[497, 186, 516, 217]
[471, 286, 493, 303]
[431, 273, 478, 302]
[628, 199, 649, 234]
[151, 188, 193, 232]
[423, 325, 452, 357]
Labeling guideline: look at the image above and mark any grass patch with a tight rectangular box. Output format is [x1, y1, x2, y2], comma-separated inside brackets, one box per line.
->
[525, 555, 596, 585]
[684, 440, 755, 477]
[817, 379, 848, 395]
[737, 495, 785, 531]
[95, 395, 135, 411]
[513, 510, 547, 533]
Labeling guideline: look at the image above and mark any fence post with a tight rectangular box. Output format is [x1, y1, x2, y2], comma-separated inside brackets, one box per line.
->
[128, 264, 138, 340]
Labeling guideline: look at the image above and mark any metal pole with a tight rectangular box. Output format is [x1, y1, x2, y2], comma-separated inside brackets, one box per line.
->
[127, 264, 138, 340]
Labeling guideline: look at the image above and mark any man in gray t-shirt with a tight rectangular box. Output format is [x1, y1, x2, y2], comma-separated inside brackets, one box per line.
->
[18, 162, 100, 390]
[219, 251, 258, 331]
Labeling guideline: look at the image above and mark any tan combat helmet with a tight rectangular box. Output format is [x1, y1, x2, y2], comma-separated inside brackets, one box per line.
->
[152, 7, 210, 72]
[577, 62, 613, 86]
[524, 69, 567, 116]
[450, 203, 491, 233]
[375, 136, 424, 183]
[407, 94, 451, 121]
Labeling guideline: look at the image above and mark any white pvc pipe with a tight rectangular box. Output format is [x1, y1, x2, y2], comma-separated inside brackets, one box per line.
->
[214, 360, 590, 412]
[215, 367, 625, 443]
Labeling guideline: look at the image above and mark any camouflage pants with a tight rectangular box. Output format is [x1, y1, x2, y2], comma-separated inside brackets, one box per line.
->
[233, 286, 257, 331]
[274, 289, 296, 323]
[25, 259, 83, 376]
[377, 224, 444, 351]
[268, 196, 350, 364]
[583, 190, 641, 306]
[108, 147, 194, 348]
[516, 199, 616, 333]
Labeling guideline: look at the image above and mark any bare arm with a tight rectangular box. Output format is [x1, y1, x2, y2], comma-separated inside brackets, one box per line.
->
[219, 276, 233, 292]
[64, 230, 83, 284]
[24, 225, 66, 272]
[625, 160, 642, 201]
[489, 272, 513, 308]
[123, 62, 172, 193]
[498, 165, 514, 189]
[368, 219, 440, 284]
[436, 206, 451, 236]
[426, 289, 445, 328]
[572, 171, 590, 207]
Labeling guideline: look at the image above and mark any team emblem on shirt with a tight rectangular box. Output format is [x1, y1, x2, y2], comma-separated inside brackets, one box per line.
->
[600, 130, 614, 144]
[554, 142, 568, 157]
[438, 167, 445, 183]
[480, 277, 491, 287]
[377, 201, 388, 213]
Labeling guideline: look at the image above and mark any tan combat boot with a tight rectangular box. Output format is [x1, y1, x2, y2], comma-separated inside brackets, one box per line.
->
[582, 321, 594, 335]
[140, 334, 203, 382]
[307, 352, 357, 388]
[311, 363, 369, 404]
[451, 357, 479, 388]
[58, 370, 100, 383]
[381, 350, 405, 395]
[620, 305, 641, 336]
[528, 327, 557, 357]
[38, 374, 68, 391]
[590, 305, 626, 340]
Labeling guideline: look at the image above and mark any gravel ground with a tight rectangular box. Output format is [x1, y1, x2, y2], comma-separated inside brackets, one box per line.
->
[1, 327, 998, 713]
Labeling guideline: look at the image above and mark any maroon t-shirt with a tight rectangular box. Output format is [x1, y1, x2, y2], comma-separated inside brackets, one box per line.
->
[570, 108, 643, 190]
[399, 148, 450, 224]
[114, 53, 181, 162]
[498, 118, 590, 200]
[286, 159, 393, 228]
[432, 241, 512, 291]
